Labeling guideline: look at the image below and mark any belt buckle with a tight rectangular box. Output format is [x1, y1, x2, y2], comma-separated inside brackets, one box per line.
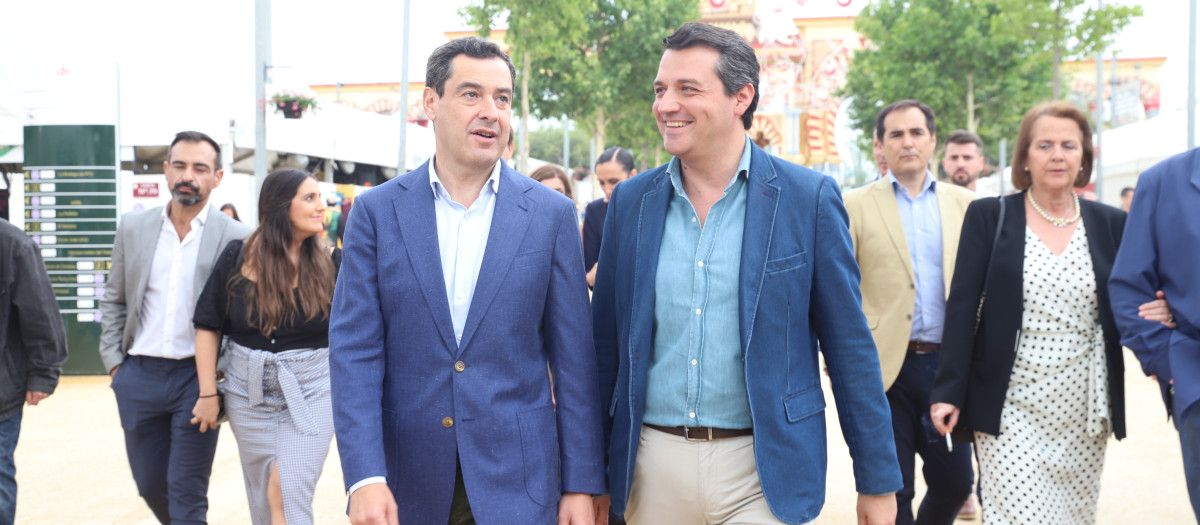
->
[683, 427, 713, 441]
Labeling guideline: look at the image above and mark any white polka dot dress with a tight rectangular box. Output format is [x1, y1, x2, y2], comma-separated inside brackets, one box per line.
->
[973, 223, 1111, 525]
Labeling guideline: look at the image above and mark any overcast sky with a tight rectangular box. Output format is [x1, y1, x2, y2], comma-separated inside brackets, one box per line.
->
[0, 0, 1190, 141]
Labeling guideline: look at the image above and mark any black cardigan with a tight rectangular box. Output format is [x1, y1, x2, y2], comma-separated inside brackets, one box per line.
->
[930, 192, 1128, 441]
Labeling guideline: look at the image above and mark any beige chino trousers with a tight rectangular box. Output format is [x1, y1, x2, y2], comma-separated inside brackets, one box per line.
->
[625, 425, 787, 525]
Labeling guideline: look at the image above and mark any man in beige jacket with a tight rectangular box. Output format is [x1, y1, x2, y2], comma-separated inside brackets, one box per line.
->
[843, 100, 977, 525]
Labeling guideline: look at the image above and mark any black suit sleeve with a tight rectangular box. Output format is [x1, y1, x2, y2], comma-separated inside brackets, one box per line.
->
[931, 197, 1001, 409]
[582, 199, 605, 273]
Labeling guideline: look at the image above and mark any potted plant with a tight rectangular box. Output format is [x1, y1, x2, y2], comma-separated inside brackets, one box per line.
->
[270, 90, 317, 119]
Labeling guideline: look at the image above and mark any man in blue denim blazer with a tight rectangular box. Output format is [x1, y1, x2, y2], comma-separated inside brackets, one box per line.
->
[592, 22, 902, 525]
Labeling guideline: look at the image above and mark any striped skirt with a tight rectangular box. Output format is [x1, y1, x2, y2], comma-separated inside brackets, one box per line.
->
[223, 341, 333, 525]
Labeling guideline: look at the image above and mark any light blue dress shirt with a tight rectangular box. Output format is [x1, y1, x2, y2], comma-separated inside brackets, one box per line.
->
[430, 157, 501, 344]
[887, 171, 945, 343]
[643, 136, 753, 429]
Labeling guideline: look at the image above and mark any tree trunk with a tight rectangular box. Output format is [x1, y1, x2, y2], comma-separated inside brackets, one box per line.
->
[1052, 44, 1063, 100]
[593, 106, 607, 162]
[520, 51, 531, 173]
[593, 107, 607, 200]
[1051, 3, 1064, 100]
[966, 72, 977, 133]
[639, 140, 651, 173]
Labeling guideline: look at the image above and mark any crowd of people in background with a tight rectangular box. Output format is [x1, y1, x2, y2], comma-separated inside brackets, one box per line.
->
[2, 20, 1199, 525]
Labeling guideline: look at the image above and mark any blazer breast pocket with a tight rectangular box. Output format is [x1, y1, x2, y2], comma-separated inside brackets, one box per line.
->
[511, 250, 548, 269]
[783, 385, 826, 423]
[764, 251, 807, 274]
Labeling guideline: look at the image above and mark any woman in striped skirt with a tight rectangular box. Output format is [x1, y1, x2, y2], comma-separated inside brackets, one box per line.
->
[191, 168, 340, 524]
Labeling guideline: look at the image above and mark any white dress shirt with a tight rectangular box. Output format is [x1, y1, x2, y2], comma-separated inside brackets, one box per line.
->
[349, 158, 501, 496]
[430, 156, 501, 343]
[127, 204, 209, 360]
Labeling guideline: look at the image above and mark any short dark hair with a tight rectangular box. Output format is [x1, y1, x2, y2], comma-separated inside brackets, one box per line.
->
[169, 131, 221, 169]
[945, 129, 983, 152]
[1121, 186, 1135, 197]
[662, 22, 759, 130]
[1010, 101, 1093, 191]
[875, 100, 937, 141]
[596, 146, 636, 173]
[425, 37, 516, 97]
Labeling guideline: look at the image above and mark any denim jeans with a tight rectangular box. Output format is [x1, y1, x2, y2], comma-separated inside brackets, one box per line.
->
[0, 410, 22, 525]
[1177, 401, 1200, 522]
[888, 352, 974, 525]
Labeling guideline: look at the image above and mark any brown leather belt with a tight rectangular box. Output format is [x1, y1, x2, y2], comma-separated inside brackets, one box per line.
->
[645, 423, 753, 441]
[907, 340, 941, 353]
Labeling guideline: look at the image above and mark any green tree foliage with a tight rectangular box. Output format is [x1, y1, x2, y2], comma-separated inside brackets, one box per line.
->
[993, 0, 1142, 99]
[461, 0, 696, 169]
[842, 0, 1140, 166]
[527, 123, 593, 172]
[842, 0, 1053, 164]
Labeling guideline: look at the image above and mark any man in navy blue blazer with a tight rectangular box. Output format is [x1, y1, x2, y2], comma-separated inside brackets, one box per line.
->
[592, 22, 901, 525]
[1110, 146, 1200, 521]
[329, 37, 603, 525]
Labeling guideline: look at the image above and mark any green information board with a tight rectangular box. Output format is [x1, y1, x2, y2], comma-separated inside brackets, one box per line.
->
[23, 125, 119, 374]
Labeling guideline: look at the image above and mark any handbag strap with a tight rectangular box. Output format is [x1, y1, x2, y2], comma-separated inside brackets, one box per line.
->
[974, 196, 1005, 334]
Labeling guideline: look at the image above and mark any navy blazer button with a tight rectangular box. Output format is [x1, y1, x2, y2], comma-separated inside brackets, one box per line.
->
[442, 417, 454, 428]
[454, 361, 466, 372]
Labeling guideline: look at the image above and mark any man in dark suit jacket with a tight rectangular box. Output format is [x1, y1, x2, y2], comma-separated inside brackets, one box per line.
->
[99, 131, 251, 524]
[329, 37, 603, 525]
[593, 22, 901, 525]
[1110, 146, 1200, 521]
[0, 218, 68, 525]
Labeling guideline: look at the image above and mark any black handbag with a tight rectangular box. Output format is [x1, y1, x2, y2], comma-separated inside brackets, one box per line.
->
[215, 375, 229, 425]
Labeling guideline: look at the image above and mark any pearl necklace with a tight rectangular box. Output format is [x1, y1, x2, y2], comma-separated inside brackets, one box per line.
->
[1027, 191, 1081, 227]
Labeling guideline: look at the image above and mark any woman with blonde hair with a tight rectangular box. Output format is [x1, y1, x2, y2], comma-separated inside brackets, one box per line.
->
[191, 168, 339, 524]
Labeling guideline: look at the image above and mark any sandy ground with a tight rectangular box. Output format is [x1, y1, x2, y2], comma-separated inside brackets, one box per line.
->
[10, 349, 1195, 524]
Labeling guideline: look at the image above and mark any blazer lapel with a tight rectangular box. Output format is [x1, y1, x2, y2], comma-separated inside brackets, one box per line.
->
[629, 171, 673, 368]
[393, 167, 458, 355]
[194, 207, 227, 299]
[738, 146, 780, 355]
[871, 179, 916, 283]
[935, 184, 962, 293]
[132, 209, 165, 308]
[1190, 149, 1200, 194]
[1080, 201, 1116, 325]
[457, 169, 532, 354]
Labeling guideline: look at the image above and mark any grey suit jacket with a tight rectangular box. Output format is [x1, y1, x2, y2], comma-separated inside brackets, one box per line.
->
[99, 204, 251, 372]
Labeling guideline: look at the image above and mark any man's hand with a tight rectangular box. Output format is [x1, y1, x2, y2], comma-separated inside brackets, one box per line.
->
[349, 483, 399, 525]
[930, 403, 960, 436]
[856, 493, 896, 525]
[25, 391, 50, 406]
[592, 494, 611, 525]
[558, 492, 594, 525]
[109, 365, 120, 378]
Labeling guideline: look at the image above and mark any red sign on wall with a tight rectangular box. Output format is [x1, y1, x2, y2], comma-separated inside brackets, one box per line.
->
[133, 182, 159, 197]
